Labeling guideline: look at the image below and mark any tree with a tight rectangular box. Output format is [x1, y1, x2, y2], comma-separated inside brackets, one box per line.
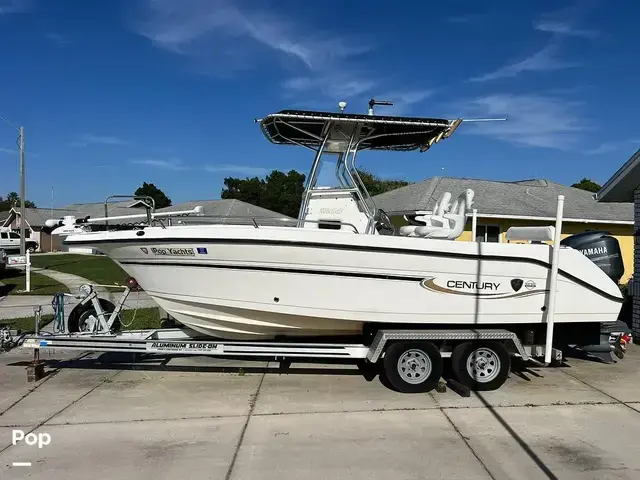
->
[6, 192, 18, 205]
[571, 178, 601, 193]
[134, 182, 172, 209]
[357, 169, 410, 197]
[220, 168, 409, 217]
[0, 192, 36, 211]
[221, 170, 305, 218]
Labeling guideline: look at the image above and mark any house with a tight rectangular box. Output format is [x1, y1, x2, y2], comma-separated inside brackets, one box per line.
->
[1, 207, 80, 252]
[596, 148, 640, 338]
[0, 200, 153, 253]
[373, 176, 634, 282]
[1, 198, 292, 253]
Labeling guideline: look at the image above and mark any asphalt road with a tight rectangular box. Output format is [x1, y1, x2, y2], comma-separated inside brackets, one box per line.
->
[1, 345, 639, 479]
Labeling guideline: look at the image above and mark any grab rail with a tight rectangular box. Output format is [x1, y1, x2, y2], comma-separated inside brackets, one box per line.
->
[103, 195, 156, 228]
[166, 215, 360, 233]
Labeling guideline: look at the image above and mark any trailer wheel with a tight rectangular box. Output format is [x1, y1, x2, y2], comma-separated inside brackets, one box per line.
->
[451, 341, 510, 391]
[381, 341, 442, 393]
[68, 299, 122, 333]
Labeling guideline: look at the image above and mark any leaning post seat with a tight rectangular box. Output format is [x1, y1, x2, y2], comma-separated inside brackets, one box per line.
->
[414, 189, 474, 240]
[398, 191, 452, 236]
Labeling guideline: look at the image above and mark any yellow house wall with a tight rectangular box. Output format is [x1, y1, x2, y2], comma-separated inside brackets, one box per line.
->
[390, 215, 634, 283]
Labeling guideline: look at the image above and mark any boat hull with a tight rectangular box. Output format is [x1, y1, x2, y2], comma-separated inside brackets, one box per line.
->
[64, 226, 625, 339]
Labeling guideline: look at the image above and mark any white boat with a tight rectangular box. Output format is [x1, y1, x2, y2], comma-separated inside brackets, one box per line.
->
[51, 101, 625, 341]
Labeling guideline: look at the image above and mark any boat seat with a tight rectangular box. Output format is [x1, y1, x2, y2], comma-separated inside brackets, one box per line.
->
[414, 189, 474, 240]
[399, 215, 426, 236]
[399, 192, 452, 236]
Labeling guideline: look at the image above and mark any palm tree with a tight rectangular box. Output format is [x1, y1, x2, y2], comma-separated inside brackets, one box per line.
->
[6, 191, 19, 207]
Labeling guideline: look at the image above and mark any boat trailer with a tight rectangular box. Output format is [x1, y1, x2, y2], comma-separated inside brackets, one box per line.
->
[8, 280, 574, 394]
[7, 280, 628, 394]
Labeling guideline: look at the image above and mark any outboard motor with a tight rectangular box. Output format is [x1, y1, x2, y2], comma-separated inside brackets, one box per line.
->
[561, 231, 632, 359]
[560, 231, 624, 284]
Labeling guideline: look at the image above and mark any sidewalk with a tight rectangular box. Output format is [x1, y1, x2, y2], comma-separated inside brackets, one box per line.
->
[0, 268, 156, 320]
[32, 267, 113, 298]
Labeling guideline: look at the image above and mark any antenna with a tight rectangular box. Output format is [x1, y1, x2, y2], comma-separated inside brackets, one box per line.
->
[368, 98, 393, 115]
[338, 101, 347, 112]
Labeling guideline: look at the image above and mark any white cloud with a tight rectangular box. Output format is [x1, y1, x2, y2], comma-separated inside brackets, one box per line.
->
[70, 134, 129, 147]
[0, 147, 15, 154]
[132, 0, 369, 72]
[583, 140, 640, 155]
[282, 75, 377, 100]
[470, 3, 597, 83]
[0, 0, 30, 15]
[533, 20, 598, 38]
[282, 78, 435, 113]
[471, 45, 577, 82]
[45, 32, 70, 44]
[205, 164, 270, 176]
[534, 3, 599, 39]
[454, 93, 590, 150]
[131, 158, 187, 170]
[131, 0, 373, 100]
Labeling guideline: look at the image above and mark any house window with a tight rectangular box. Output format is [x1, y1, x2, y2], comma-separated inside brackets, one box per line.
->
[476, 225, 500, 242]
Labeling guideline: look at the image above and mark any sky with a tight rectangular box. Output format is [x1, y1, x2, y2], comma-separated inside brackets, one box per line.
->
[0, 0, 638, 208]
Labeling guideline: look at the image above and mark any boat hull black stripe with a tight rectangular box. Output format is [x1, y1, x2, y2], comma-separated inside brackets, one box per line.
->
[118, 259, 624, 304]
[121, 261, 422, 282]
[70, 237, 553, 266]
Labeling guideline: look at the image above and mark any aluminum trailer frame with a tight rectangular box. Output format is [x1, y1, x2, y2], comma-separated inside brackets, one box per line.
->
[20, 327, 562, 363]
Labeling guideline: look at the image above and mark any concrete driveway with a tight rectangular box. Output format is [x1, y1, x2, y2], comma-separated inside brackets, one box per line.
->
[1, 345, 639, 479]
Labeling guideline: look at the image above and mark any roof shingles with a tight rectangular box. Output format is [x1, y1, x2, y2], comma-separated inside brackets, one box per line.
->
[373, 177, 632, 222]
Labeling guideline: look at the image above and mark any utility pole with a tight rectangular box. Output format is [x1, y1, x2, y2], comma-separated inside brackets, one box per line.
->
[19, 126, 25, 255]
[50, 186, 54, 252]
[0, 115, 26, 255]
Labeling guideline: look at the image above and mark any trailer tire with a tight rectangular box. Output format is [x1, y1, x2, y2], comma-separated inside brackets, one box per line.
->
[451, 341, 510, 391]
[381, 341, 442, 393]
[68, 299, 122, 333]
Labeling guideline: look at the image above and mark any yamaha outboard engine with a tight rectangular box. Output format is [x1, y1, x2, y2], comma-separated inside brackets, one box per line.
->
[561, 230, 631, 361]
[560, 231, 624, 284]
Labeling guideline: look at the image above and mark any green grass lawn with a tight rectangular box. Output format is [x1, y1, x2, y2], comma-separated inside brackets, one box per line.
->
[0, 314, 54, 333]
[31, 253, 129, 286]
[120, 307, 164, 330]
[0, 269, 69, 296]
[0, 307, 163, 334]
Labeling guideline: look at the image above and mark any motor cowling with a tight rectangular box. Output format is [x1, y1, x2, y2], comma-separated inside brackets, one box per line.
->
[560, 231, 624, 284]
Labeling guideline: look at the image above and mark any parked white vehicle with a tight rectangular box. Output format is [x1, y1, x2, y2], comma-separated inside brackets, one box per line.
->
[0, 248, 7, 276]
[0, 227, 38, 253]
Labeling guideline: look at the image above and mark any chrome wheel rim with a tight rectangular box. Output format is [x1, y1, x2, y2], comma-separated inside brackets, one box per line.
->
[397, 349, 432, 384]
[466, 348, 501, 383]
